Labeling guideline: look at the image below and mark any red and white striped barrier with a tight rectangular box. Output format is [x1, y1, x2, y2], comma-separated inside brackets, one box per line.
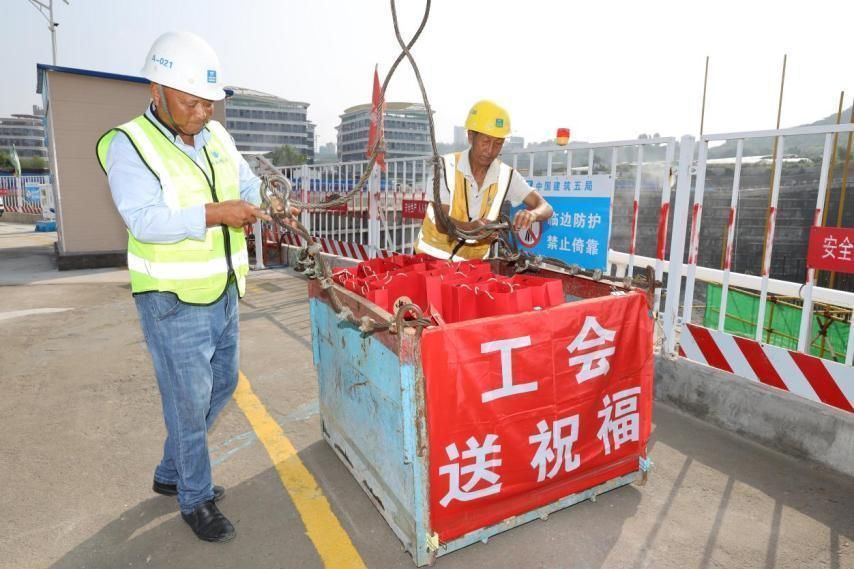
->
[279, 233, 393, 261]
[279, 232, 305, 248]
[6, 203, 42, 214]
[679, 323, 854, 413]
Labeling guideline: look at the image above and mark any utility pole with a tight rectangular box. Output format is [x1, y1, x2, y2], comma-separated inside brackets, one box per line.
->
[26, 0, 70, 65]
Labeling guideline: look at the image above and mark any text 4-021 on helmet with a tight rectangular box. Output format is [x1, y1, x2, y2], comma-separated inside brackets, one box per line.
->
[141, 31, 225, 101]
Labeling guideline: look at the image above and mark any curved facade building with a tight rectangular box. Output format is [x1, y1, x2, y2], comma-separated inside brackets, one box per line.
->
[0, 109, 47, 159]
[225, 87, 314, 162]
[336, 102, 431, 163]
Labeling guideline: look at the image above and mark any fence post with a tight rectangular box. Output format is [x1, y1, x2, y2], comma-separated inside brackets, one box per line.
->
[798, 133, 834, 353]
[368, 165, 381, 257]
[663, 135, 696, 356]
[15, 176, 23, 212]
[680, 139, 709, 327]
[299, 164, 310, 236]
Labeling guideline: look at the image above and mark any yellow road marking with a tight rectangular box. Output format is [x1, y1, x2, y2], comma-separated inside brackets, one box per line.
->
[234, 372, 367, 569]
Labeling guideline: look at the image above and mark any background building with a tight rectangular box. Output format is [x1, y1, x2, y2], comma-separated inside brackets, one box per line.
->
[225, 87, 314, 162]
[336, 102, 431, 162]
[0, 106, 47, 159]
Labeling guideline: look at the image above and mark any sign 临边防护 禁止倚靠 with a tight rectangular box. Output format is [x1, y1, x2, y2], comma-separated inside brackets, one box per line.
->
[511, 175, 612, 271]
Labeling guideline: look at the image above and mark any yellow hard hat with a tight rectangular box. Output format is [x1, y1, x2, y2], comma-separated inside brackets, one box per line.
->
[465, 100, 511, 139]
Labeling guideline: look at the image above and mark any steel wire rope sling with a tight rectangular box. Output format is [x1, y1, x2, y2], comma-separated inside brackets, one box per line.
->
[252, 0, 657, 333]
[250, 0, 450, 335]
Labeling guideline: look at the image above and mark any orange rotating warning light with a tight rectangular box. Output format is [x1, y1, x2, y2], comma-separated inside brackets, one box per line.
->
[556, 128, 570, 146]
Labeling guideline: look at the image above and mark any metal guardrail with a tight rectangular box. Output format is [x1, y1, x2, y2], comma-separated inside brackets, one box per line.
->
[663, 124, 854, 366]
[279, 137, 677, 303]
[0, 175, 50, 214]
[266, 128, 854, 368]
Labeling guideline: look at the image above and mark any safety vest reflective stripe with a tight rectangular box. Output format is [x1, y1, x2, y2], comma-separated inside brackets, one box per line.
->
[127, 250, 249, 281]
[487, 165, 511, 219]
[414, 232, 469, 261]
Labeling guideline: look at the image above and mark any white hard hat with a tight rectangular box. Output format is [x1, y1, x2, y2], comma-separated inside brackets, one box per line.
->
[141, 31, 225, 101]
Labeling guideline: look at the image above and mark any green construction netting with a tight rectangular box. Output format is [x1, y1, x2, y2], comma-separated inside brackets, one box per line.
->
[703, 283, 850, 363]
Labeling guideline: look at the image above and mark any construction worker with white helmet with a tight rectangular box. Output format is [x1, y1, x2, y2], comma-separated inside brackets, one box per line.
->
[96, 31, 290, 543]
[416, 100, 553, 260]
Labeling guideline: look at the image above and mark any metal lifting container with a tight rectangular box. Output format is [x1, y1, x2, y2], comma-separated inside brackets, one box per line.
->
[309, 262, 654, 566]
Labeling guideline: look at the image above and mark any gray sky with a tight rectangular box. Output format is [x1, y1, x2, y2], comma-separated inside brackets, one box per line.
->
[3, 0, 852, 147]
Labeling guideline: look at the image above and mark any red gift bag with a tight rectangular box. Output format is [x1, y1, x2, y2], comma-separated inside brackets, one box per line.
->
[475, 280, 534, 318]
[388, 253, 433, 268]
[353, 273, 391, 311]
[357, 258, 396, 278]
[419, 269, 497, 319]
[441, 282, 480, 323]
[509, 275, 565, 308]
[439, 272, 505, 322]
[332, 266, 358, 286]
[420, 269, 448, 315]
[384, 272, 429, 314]
[427, 259, 490, 277]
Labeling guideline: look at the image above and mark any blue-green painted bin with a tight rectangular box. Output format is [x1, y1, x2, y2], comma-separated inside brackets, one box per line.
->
[308, 277, 645, 566]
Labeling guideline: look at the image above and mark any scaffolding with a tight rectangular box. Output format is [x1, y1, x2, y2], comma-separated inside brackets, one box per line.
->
[703, 283, 851, 363]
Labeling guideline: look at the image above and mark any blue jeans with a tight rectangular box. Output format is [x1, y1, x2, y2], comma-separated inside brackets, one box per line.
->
[134, 282, 239, 513]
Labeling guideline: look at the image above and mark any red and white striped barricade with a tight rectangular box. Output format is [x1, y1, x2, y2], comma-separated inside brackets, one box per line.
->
[679, 323, 854, 413]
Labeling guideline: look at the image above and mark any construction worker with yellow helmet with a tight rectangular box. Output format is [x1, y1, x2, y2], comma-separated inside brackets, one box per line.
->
[96, 31, 294, 544]
[416, 100, 553, 260]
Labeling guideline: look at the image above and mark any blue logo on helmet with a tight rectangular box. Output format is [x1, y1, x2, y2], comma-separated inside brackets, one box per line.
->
[207, 70, 217, 83]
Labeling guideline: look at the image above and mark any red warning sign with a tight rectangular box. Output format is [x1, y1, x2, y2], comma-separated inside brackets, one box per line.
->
[516, 221, 543, 248]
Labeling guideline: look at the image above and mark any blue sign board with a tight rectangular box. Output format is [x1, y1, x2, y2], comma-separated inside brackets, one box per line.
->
[511, 175, 612, 271]
[25, 183, 41, 203]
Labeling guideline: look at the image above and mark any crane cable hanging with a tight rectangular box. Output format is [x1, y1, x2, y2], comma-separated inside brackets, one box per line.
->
[252, 0, 457, 334]
[254, 0, 508, 243]
[251, 0, 658, 333]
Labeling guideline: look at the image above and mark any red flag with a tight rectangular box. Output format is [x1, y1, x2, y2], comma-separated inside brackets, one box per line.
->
[367, 65, 386, 171]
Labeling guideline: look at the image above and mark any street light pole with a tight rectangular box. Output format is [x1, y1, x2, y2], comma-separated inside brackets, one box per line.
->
[26, 0, 70, 65]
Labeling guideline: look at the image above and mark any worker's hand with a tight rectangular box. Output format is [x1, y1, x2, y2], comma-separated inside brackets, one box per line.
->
[206, 200, 272, 228]
[465, 218, 498, 242]
[512, 209, 538, 232]
[281, 206, 302, 230]
[269, 195, 286, 215]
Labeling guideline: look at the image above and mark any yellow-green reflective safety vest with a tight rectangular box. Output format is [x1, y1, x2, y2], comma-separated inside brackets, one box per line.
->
[97, 116, 249, 304]
[416, 152, 512, 260]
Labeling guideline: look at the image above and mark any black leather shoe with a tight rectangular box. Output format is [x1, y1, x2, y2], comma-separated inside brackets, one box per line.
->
[181, 500, 236, 543]
[153, 480, 225, 501]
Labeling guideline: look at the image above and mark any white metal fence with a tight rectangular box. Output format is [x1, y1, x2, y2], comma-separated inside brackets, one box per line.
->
[660, 124, 854, 369]
[263, 128, 854, 372]
[0, 175, 50, 214]
[276, 138, 678, 304]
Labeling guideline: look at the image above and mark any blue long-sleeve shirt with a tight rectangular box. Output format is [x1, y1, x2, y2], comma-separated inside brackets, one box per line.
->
[104, 104, 261, 243]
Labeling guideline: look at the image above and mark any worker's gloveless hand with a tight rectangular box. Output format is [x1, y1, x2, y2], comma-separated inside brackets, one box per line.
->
[466, 218, 497, 243]
[281, 206, 302, 230]
[512, 209, 537, 231]
[268, 196, 286, 215]
[206, 199, 272, 228]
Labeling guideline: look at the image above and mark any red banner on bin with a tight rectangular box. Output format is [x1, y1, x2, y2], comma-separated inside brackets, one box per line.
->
[807, 226, 854, 274]
[421, 292, 653, 541]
